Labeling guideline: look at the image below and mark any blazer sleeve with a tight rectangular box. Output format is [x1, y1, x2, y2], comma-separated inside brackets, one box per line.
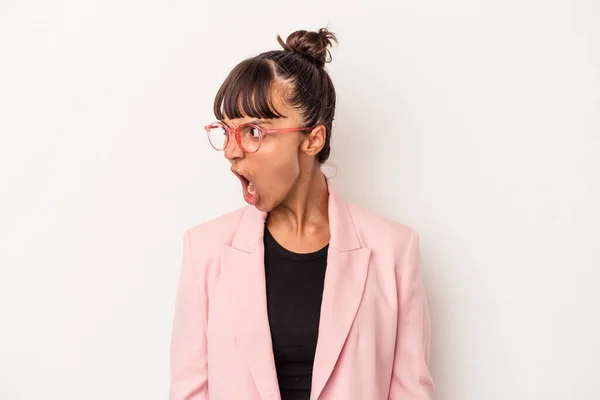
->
[388, 231, 434, 399]
[169, 230, 209, 400]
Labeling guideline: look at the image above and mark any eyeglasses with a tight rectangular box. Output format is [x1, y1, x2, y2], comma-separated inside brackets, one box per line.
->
[204, 121, 315, 153]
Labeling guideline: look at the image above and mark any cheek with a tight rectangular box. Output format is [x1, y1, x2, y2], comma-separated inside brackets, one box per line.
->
[262, 140, 300, 174]
[264, 155, 299, 188]
[256, 144, 300, 192]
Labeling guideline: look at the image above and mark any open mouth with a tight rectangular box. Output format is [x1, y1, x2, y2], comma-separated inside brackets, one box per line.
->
[232, 170, 258, 205]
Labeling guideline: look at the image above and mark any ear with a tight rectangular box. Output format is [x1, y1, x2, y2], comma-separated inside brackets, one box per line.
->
[301, 125, 326, 157]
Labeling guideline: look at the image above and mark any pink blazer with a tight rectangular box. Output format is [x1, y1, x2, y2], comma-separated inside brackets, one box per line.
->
[170, 179, 433, 400]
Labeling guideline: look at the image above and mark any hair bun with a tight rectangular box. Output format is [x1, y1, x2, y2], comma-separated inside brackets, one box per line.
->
[277, 28, 337, 67]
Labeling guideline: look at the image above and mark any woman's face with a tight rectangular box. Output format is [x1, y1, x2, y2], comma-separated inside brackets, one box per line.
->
[222, 85, 316, 212]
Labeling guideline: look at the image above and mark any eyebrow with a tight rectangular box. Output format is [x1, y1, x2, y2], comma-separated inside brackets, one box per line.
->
[222, 119, 270, 128]
[247, 119, 269, 126]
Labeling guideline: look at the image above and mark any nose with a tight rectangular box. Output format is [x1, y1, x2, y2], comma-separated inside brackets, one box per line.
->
[223, 130, 244, 162]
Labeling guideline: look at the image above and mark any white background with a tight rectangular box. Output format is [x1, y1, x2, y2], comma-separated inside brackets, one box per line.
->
[1, 0, 599, 399]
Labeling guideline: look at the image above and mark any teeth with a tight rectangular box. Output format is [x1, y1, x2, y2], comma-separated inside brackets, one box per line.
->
[247, 182, 255, 195]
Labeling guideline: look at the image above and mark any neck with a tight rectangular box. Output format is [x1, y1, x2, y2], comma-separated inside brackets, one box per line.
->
[267, 165, 329, 236]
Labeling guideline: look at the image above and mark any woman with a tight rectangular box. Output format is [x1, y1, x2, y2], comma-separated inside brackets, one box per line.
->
[170, 28, 434, 400]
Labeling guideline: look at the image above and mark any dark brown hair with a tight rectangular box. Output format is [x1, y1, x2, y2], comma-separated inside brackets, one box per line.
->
[213, 28, 338, 164]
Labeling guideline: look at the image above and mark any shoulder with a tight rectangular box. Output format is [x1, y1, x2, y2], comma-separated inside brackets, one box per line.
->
[345, 200, 418, 255]
[184, 206, 248, 251]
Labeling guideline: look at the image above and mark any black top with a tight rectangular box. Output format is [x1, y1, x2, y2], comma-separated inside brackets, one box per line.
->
[264, 226, 329, 400]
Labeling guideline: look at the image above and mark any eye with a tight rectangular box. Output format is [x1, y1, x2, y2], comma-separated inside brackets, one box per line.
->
[250, 126, 261, 139]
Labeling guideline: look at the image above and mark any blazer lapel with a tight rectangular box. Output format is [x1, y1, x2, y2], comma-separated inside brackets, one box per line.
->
[222, 206, 281, 400]
[221, 177, 370, 400]
[310, 180, 372, 400]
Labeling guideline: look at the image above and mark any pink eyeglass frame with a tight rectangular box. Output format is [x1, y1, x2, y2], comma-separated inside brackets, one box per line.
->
[204, 121, 316, 153]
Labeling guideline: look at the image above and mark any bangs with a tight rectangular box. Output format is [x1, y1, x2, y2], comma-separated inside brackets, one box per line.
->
[213, 58, 286, 121]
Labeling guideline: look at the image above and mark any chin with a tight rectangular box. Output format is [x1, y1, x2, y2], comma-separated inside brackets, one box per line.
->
[253, 197, 281, 213]
[253, 202, 272, 213]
